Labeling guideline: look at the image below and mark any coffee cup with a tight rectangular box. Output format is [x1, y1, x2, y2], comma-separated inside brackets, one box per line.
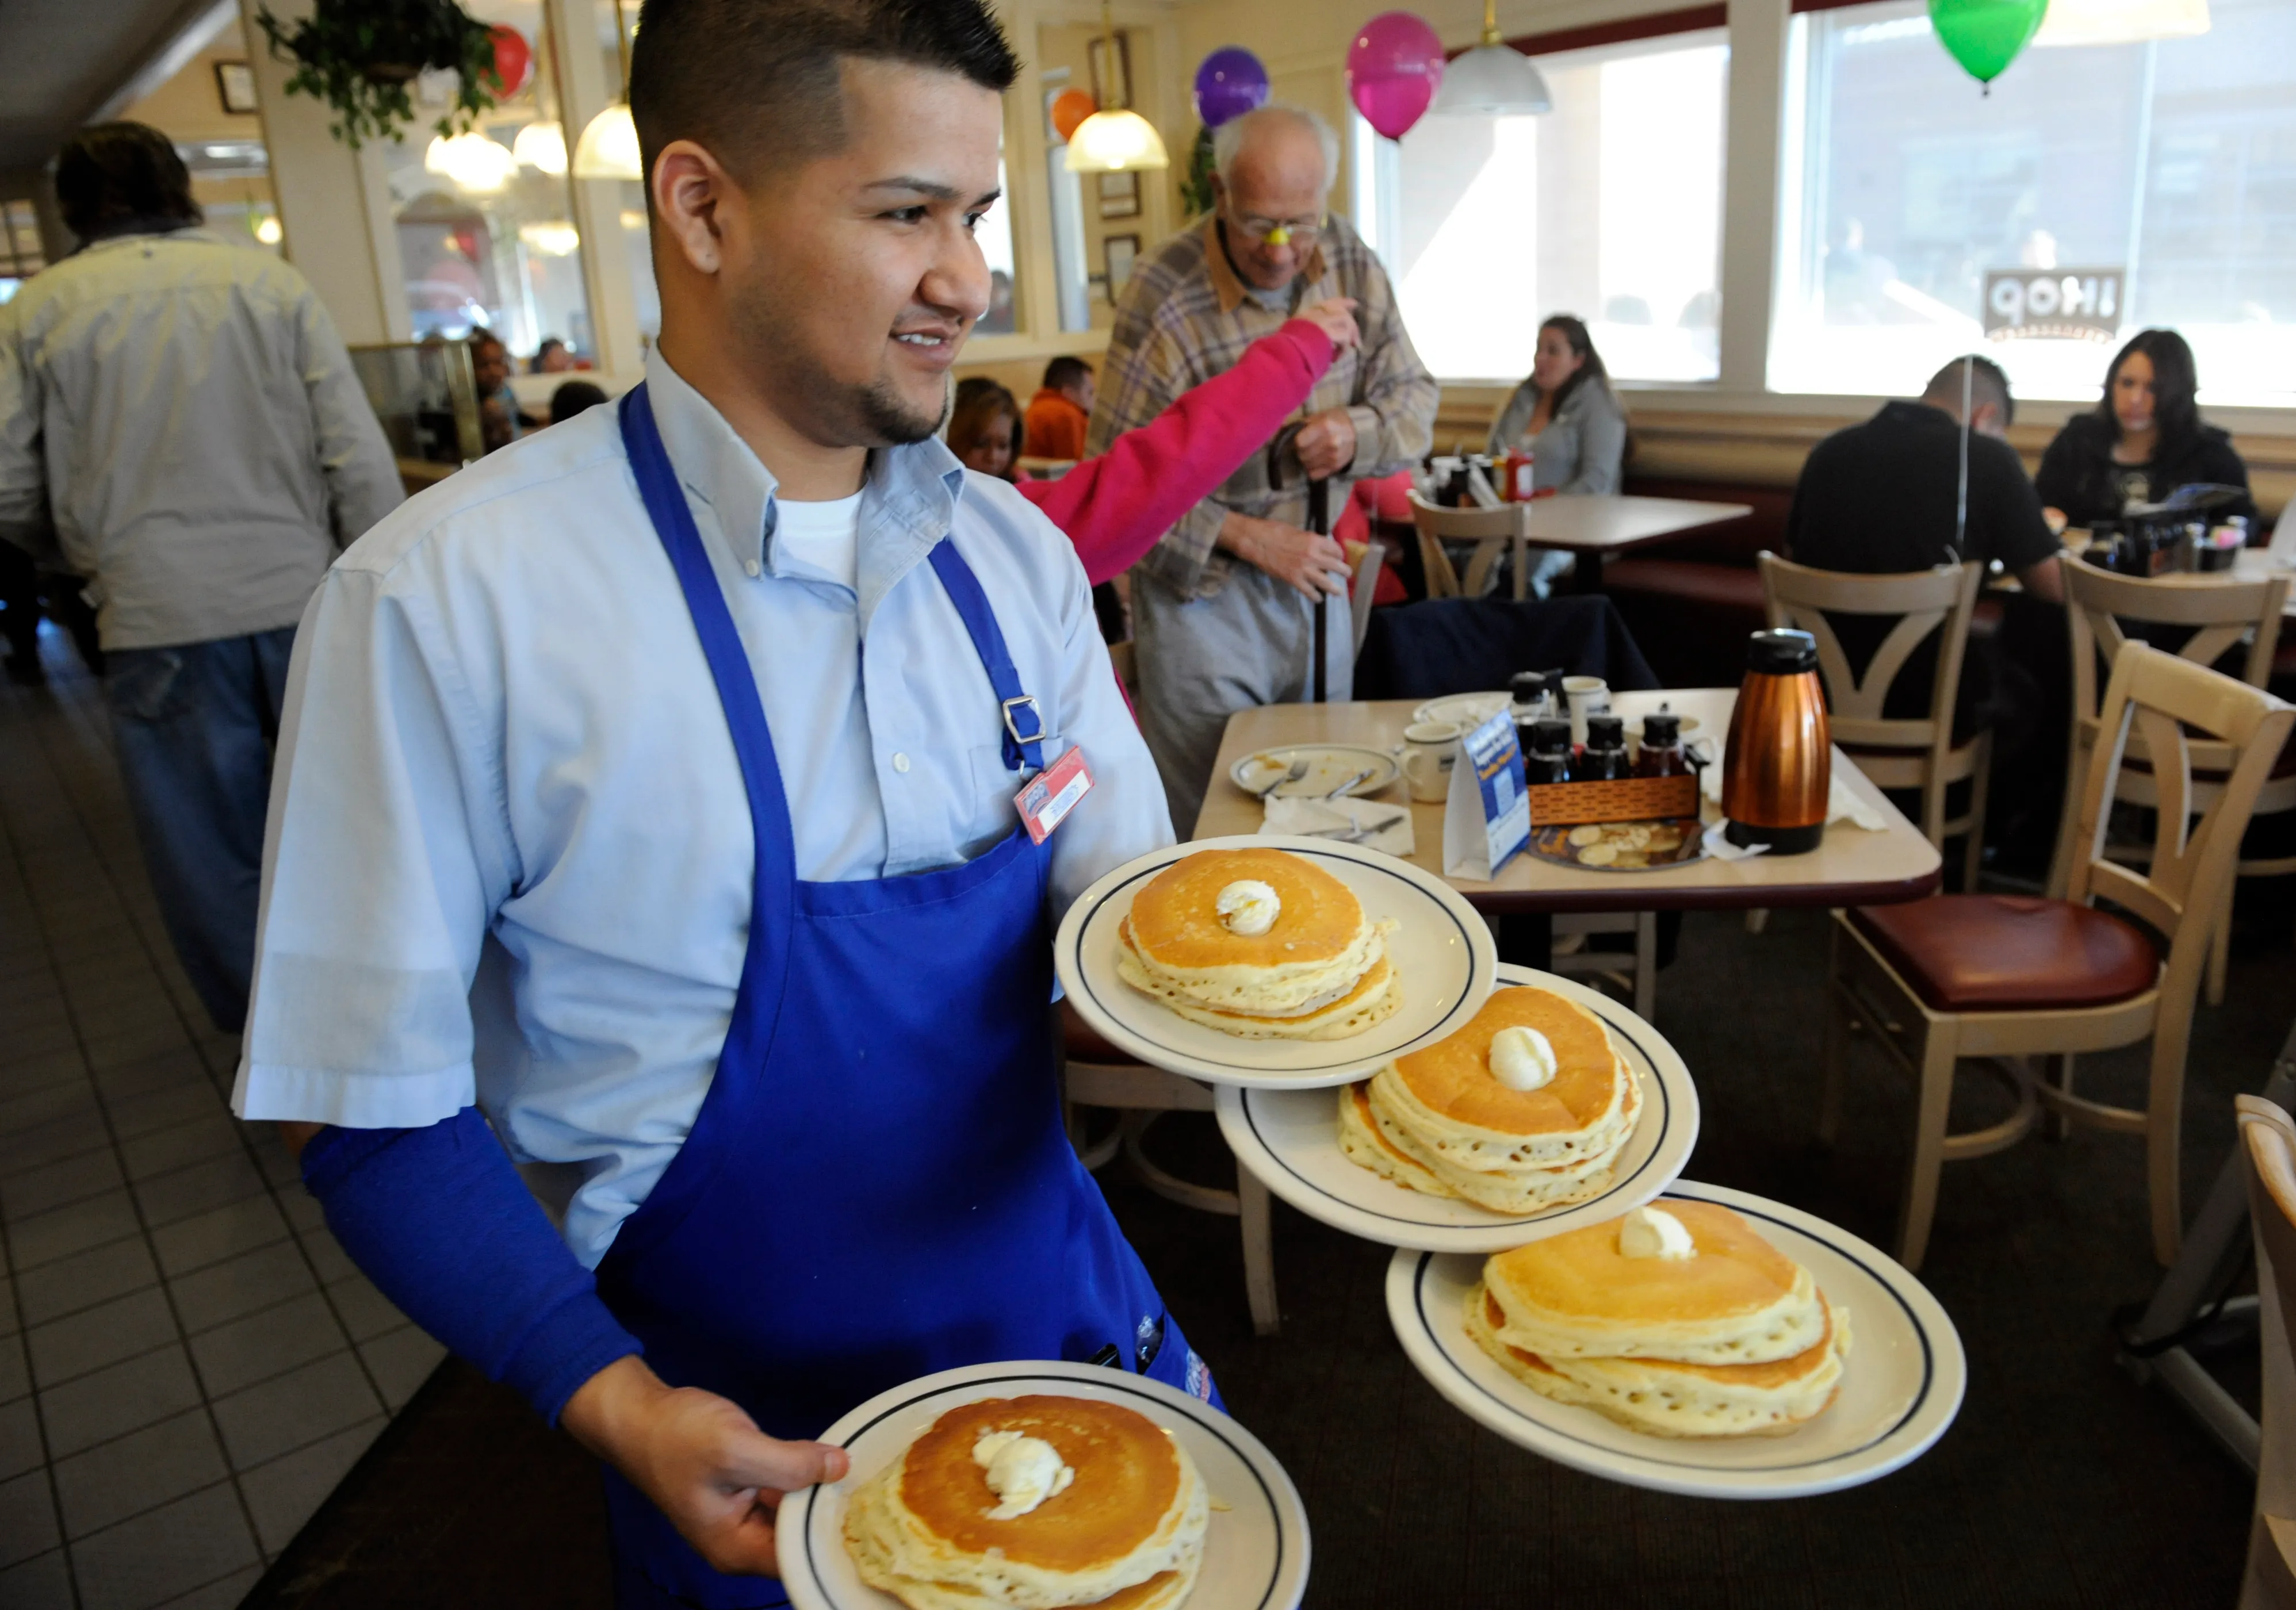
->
[1562, 676, 1610, 749]
[1402, 720, 1461, 802]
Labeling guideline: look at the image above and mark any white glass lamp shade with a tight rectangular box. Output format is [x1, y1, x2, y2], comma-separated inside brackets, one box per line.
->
[572, 103, 644, 182]
[1063, 109, 1170, 172]
[513, 120, 568, 175]
[253, 213, 283, 245]
[424, 133, 518, 193]
[1431, 43, 1553, 115]
[2034, 0, 2209, 45]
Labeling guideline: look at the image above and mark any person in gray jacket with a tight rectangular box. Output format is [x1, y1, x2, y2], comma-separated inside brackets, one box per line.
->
[1488, 314, 1629, 595]
[0, 122, 403, 1032]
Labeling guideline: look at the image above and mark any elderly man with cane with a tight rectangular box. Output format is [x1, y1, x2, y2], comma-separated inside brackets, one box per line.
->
[1092, 103, 1438, 833]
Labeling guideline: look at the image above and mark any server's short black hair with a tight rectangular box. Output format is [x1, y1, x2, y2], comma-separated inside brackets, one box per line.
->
[1923, 354, 2015, 427]
[55, 122, 200, 240]
[629, 0, 1019, 185]
[1042, 355, 1092, 393]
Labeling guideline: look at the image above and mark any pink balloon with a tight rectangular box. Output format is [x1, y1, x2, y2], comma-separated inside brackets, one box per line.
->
[1346, 11, 1445, 140]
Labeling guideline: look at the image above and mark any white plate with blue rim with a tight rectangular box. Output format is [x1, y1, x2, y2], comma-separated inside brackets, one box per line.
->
[1384, 1180, 1965, 1500]
[1054, 834, 1498, 1088]
[1213, 965, 1698, 1252]
[1411, 691, 1513, 730]
[778, 1359, 1310, 1610]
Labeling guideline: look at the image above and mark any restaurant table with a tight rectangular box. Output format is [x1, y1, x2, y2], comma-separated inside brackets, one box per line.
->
[1193, 689, 1941, 959]
[1516, 495, 1754, 593]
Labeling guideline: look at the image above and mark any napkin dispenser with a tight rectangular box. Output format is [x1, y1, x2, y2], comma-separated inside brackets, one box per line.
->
[1722, 629, 1830, 854]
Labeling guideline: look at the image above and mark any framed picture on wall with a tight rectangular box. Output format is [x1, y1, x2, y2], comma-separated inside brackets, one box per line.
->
[1087, 32, 1132, 109]
[1097, 171, 1139, 220]
[215, 61, 259, 114]
[1104, 234, 1139, 304]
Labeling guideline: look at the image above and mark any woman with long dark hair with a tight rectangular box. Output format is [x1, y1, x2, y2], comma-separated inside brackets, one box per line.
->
[1487, 314, 1629, 592]
[2035, 329, 2253, 527]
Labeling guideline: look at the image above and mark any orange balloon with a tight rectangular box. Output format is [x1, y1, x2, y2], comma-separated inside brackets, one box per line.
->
[1051, 89, 1097, 144]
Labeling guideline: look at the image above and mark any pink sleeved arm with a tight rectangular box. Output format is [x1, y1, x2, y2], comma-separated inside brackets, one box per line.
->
[1020, 319, 1338, 586]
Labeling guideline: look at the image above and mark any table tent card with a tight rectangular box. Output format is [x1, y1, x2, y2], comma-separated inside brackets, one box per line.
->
[1444, 711, 1530, 881]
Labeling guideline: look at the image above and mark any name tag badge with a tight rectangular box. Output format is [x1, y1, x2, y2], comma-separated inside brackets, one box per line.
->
[1016, 746, 1094, 845]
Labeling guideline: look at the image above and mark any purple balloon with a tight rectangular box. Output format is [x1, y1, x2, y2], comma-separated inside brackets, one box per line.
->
[1193, 47, 1271, 129]
[1346, 11, 1445, 140]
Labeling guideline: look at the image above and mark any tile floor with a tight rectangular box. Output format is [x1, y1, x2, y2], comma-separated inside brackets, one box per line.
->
[1, 630, 442, 1610]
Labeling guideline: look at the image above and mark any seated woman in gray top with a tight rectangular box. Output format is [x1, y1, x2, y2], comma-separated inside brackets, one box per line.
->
[1487, 315, 1630, 595]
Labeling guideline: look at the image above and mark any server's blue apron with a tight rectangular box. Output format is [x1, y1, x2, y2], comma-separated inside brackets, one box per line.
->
[594, 386, 1209, 1608]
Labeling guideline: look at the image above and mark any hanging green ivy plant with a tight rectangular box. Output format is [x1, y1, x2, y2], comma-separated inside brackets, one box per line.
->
[255, 0, 505, 147]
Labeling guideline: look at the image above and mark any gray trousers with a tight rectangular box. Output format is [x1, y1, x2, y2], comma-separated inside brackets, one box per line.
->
[1132, 565, 1352, 835]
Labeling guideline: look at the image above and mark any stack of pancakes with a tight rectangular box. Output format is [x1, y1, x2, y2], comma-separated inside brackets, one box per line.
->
[1464, 1201, 1850, 1438]
[845, 1394, 1208, 1609]
[1116, 847, 1399, 1040]
[1338, 986, 1639, 1213]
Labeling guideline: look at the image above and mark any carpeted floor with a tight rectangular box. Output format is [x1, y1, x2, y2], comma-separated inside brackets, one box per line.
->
[240, 901, 2289, 1610]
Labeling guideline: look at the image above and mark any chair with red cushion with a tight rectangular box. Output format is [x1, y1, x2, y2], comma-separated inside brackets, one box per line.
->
[1826, 642, 2294, 1270]
[1759, 554, 1990, 892]
[2048, 555, 2291, 1005]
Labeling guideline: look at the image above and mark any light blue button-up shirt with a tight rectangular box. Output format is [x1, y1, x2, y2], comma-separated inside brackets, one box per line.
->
[234, 351, 1174, 1264]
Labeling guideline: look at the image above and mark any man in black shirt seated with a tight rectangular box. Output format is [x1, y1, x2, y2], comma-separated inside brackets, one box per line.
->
[1785, 355, 2068, 879]
[1788, 355, 2062, 600]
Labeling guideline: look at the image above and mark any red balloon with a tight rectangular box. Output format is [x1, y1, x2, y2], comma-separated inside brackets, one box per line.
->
[1051, 88, 1096, 144]
[487, 25, 534, 100]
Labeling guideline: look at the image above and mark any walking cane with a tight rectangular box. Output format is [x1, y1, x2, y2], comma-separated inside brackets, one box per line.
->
[1266, 424, 1335, 704]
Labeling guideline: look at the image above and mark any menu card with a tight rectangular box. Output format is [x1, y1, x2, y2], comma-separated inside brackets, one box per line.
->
[1444, 711, 1530, 880]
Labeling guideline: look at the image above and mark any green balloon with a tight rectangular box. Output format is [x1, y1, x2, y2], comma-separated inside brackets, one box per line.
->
[1928, 0, 2048, 85]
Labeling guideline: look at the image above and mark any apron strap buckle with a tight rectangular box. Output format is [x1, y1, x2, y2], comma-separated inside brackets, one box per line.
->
[1001, 695, 1046, 752]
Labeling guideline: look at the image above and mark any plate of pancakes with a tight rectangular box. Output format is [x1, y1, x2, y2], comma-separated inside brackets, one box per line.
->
[1213, 966, 1698, 1251]
[779, 1359, 1310, 1610]
[1055, 835, 1497, 1088]
[1385, 1181, 1965, 1499]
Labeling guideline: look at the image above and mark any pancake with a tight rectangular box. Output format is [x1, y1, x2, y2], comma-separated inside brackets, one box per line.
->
[1482, 1201, 1829, 1365]
[1464, 1282, 1849, 1438]
[1119, 937, 1402, 1041]
[1118, 848, 1396, 1038]
[844, 1394, 1207, 1610]
[1335, 986, 1639, 1213]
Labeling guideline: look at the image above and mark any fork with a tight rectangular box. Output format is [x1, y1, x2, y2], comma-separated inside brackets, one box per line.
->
[1246, 758, 1309, 798]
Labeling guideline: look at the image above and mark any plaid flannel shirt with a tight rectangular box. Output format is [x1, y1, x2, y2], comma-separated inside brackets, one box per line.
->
[1085, 213, 1438, 600]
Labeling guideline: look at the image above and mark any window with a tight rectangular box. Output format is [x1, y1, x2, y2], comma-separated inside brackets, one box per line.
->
[382, 1, 595, 367]
[0, 198, 46, 302]
[1772, 0, 2296, 407]
[1352, 27, 1729, 385]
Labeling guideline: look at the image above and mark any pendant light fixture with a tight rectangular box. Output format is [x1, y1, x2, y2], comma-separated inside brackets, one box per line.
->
[2033, 0, 2209, 46]
[573, 0, 643, 182]
[1064, 0, 1169, 172]
[1431, 0, 1552, 116]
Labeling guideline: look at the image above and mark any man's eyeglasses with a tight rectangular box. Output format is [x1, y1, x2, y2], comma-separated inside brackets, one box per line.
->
[1229, 212, 1325, 249]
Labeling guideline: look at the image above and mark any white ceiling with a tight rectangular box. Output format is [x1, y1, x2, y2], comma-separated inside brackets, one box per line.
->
[0, 0, 238, 172]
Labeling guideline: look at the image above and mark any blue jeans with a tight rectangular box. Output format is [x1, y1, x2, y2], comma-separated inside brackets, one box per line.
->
[106, 627, 297, 1033]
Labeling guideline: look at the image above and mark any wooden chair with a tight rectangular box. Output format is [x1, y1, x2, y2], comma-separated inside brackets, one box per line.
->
[1758, 554, 1991, 892]
[1407, 489, 1535, 601]
[2049, 555, 2293, 1005]
[2240, 1095, 2296, 1610]
[1057, 1013, 1280, 1336]
[1823, 643, 2294, 1269]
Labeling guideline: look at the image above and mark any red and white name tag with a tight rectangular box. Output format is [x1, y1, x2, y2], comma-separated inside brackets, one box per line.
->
[1016, 746, 1094, 844]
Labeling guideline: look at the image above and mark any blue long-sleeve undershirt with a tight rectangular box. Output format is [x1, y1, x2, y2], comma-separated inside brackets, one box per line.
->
[300, 1107, 642, 1424]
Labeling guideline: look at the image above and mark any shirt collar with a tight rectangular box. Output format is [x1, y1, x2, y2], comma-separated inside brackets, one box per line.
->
[641, 348, 968, 620]
[1200, 215, 1326, 317]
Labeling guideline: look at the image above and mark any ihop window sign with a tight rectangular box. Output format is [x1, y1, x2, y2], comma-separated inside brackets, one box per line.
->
[1981, 269, 2125, 343]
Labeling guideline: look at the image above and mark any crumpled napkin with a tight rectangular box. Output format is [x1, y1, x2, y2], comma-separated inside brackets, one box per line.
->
[1698, 759, 1889, 834]
[1262, 794, 1416, 857]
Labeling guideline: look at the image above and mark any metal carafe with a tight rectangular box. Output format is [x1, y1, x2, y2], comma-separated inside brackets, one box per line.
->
[1722, 628, 1830, 854]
